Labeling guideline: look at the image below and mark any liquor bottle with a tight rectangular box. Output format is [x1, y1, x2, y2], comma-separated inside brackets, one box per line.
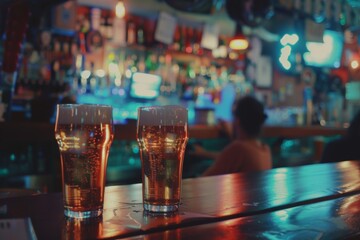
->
[100, 11, 113, 40]
[137, 20, 145, 46]
[88, 62, 97, 94]
[144, 18, 156, 47]
[172, 25, 181, 51]
[185, 27, 193, 54]
[106, 16, 114, 40]
[180, 26, 186, 52]
[126, 18, 136, 45]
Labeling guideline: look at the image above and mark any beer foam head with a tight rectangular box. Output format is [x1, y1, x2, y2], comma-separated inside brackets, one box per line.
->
[138, 105, 188, 126]
[56, 104, 113, 124]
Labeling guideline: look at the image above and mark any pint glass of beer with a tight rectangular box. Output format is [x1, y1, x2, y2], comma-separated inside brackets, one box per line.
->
[137, 105, 188, 212]
[55, 104, 114, 219]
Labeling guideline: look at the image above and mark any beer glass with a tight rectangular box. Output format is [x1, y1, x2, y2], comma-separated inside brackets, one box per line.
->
[55, 104, 114, 219]
[137, 105, 188, 212]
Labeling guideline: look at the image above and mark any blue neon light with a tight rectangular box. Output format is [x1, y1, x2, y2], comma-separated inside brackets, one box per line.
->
[303, 30, 343, 68]
[279, 34, 299, 71]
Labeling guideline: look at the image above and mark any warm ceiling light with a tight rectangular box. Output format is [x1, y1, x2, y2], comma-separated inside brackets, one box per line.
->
[115, 0, 126, 18]
[229, 24, 249, 50]
[229, 37, 249, 50]
[351, 60, 359, 69]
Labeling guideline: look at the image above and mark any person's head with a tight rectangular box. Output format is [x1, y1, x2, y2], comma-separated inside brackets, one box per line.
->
[347, 110, 360, 139]
[233, 95, 267, 139]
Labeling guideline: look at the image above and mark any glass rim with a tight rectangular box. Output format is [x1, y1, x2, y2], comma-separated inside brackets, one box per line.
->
[57, 104, 113, 108]
[137, 105, 188, 125]
[138, 105, 187, 111]
[55, 103, 113, 124]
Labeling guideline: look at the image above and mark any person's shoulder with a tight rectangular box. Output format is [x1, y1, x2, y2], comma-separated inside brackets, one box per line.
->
[228, 140, 248, 148]
[226, 141, 268, 154]
[231, 140, 270, 148]
[220, 141, 247, 156]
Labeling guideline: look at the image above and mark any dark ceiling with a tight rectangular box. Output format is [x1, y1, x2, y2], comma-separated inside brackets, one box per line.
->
[0, 0, 68, 8]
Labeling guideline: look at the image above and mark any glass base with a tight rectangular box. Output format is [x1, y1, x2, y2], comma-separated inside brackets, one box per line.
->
[64, 208, 103, 219]
[144, 203, 179, 213]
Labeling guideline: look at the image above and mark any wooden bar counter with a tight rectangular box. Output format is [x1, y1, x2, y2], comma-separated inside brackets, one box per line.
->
[1, 161, 360, 239]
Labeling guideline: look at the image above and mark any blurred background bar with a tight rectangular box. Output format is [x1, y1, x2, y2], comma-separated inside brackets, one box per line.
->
[0, 0, 358, 192]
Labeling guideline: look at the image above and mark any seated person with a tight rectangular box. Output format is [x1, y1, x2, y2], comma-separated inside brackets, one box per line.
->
[195, 95, 272, 177]
[321, 110, 360, 163]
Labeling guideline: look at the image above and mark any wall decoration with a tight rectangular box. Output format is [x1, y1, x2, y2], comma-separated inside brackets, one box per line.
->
[154, 12, 177, 45]
[200, 23, 219, 50]
[255, 56, 273, 88]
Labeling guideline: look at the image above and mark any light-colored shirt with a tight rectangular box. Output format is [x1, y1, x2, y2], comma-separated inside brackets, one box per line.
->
[202, 140, 272, 176]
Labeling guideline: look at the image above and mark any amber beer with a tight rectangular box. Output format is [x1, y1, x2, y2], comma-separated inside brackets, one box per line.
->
[55, 104, 114, 219]
[137, 106, 188, 212]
